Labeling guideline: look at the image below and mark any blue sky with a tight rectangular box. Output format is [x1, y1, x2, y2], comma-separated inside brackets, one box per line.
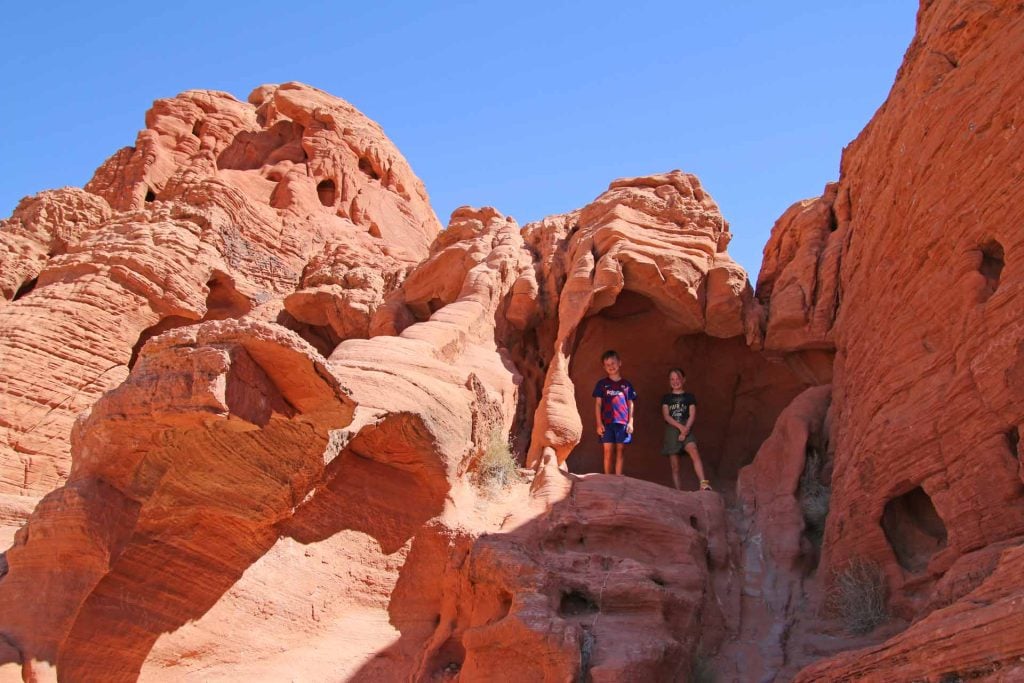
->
[1, 1, 917, 278]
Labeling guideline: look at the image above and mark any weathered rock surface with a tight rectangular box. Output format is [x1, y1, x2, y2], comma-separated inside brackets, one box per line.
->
[755, 0, 1024, 679]
[0, 83, 441, 497]
[4, 0, 1024, 678]
[409, 467, 730, 682]
[517, 172, 811, 487]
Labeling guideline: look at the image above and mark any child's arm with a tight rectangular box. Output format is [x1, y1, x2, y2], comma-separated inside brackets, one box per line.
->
[626, 400, 635, 434]
[594, 397, 605, 435]
[662, 404, 686, 431]
[683, 405, 697, 434]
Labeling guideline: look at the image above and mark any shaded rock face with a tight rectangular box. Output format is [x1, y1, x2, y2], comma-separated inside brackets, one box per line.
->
[513, 172, 810, 484]
[3, 1, 1024, 679]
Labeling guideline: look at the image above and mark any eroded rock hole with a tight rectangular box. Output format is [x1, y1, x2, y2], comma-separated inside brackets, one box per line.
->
[978, 240, 1004, 301]
[1006, 426, 1020, 460]
[204, 272, 252, 321]
[881, 486, 948, 573]
[218, 120, 305, 170]
[559, 589, 598, 616]
[799, 446, 831, 547]
[13, 277, 38, 301]
[129, 315, 194, 369]
[275, 310, 340, 357]
[358, 156, 381, 181]
[316, 179, 337, 207]
[425, 637, 465, 678]
[566, 290, 812, 489]
[128, 273, 251, 369]
[192, 120, 202, 137]
[368, 223, 383, 238]
[144, 188, 156, 203]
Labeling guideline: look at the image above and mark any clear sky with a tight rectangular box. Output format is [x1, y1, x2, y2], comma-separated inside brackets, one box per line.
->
[1, 1, 917, 279]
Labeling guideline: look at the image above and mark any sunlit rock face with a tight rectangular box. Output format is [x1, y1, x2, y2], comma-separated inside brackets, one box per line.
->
[0, 82, 441, 498]
[4, 2, 1024, 677]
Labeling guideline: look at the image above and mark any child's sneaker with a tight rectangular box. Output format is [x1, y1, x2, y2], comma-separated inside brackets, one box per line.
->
[700, 480, 713, 492]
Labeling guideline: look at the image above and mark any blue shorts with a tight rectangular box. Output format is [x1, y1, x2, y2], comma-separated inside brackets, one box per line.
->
[600, 423, 632, 444]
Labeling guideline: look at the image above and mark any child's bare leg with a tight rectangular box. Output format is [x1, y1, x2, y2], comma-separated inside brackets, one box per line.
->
[685, 442, 707, 482]
[603, 443, 613, 474]
[615, 444, 625, 475]
[669, 454, 683, 490]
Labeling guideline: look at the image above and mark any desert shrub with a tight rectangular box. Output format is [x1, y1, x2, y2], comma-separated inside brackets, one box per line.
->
[827, 558, 890, 635]
[799, 449, 831, 543]
[475, 429, 521, 491]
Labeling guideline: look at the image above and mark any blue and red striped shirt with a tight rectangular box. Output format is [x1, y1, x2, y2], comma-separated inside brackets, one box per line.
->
[592, 378, 637, 425]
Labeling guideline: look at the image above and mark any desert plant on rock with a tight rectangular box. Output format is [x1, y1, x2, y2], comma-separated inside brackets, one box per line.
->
[475, 429, 521, 491]
[799, 448, 831, 545]
[827, 558, 889, 635]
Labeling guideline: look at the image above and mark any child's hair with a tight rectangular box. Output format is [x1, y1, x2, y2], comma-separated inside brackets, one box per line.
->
[669, 367, 686, 378]
[601, 350, 620, 362]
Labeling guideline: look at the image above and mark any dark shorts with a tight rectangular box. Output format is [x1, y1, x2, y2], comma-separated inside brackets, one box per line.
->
[661, 427, 697, 456]
[600, 423, 633, 444]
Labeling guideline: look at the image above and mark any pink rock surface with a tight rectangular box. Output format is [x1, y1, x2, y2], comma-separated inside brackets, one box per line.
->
[5, 1, 1024, 676]
[0, 83, 441, 497]
[754, 1, 1024, 678]
[517, 172, 811, 487]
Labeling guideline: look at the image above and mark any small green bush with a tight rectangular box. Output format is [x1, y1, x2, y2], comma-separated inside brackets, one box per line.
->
[827, 558, 890, 635]
[476, 429, 521, 491]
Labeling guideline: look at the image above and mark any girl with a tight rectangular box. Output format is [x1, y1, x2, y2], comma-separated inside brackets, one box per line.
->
[660, 368, 712, 491]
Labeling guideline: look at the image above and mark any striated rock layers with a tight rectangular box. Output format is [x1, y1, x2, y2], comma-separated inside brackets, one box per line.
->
[0, 168, 762, 680]
[3, 0, 1024, 680]
[0, 82, 441, 497]
[754, 1, 1024, 680]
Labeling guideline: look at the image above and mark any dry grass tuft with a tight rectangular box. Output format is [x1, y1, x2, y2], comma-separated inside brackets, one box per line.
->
[827, 558, 890, 635]
[799, 449, 831, 544]
[475, 429, 521, 491]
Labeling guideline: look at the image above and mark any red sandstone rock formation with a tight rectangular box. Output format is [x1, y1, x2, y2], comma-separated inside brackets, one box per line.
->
[517, 172, 809, 487]
[754, 1, 1024, 679]
[0, 83, 441, 497]
[3, 0, 1024, 678]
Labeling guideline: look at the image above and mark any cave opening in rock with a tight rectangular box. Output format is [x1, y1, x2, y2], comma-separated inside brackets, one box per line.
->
[565, 289, 811, 490]
[978, 239, 1004, 301]
[881, 486, 948, 573]
[358, 156, 381, 181]
[128, 272, 251, 369]
[425, 637, 465, 678]
[316, 179, 337, 207]
[559, 589, 598, 616]
[1006, 426, 1020, 461]
[276, 310, 340, 357]
[13, 277, 38, 301]
[507, 329, 543, 461]
[144, 188, 156, 203]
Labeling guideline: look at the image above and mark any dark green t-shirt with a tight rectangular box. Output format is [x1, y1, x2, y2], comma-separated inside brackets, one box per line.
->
[661, 391, 697, 424]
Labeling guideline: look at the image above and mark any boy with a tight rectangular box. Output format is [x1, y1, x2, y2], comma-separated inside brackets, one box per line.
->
[592, 350, 637, 475]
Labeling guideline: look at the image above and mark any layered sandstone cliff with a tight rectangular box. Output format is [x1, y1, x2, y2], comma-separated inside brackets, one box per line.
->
[2, 1, 1024, 680]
